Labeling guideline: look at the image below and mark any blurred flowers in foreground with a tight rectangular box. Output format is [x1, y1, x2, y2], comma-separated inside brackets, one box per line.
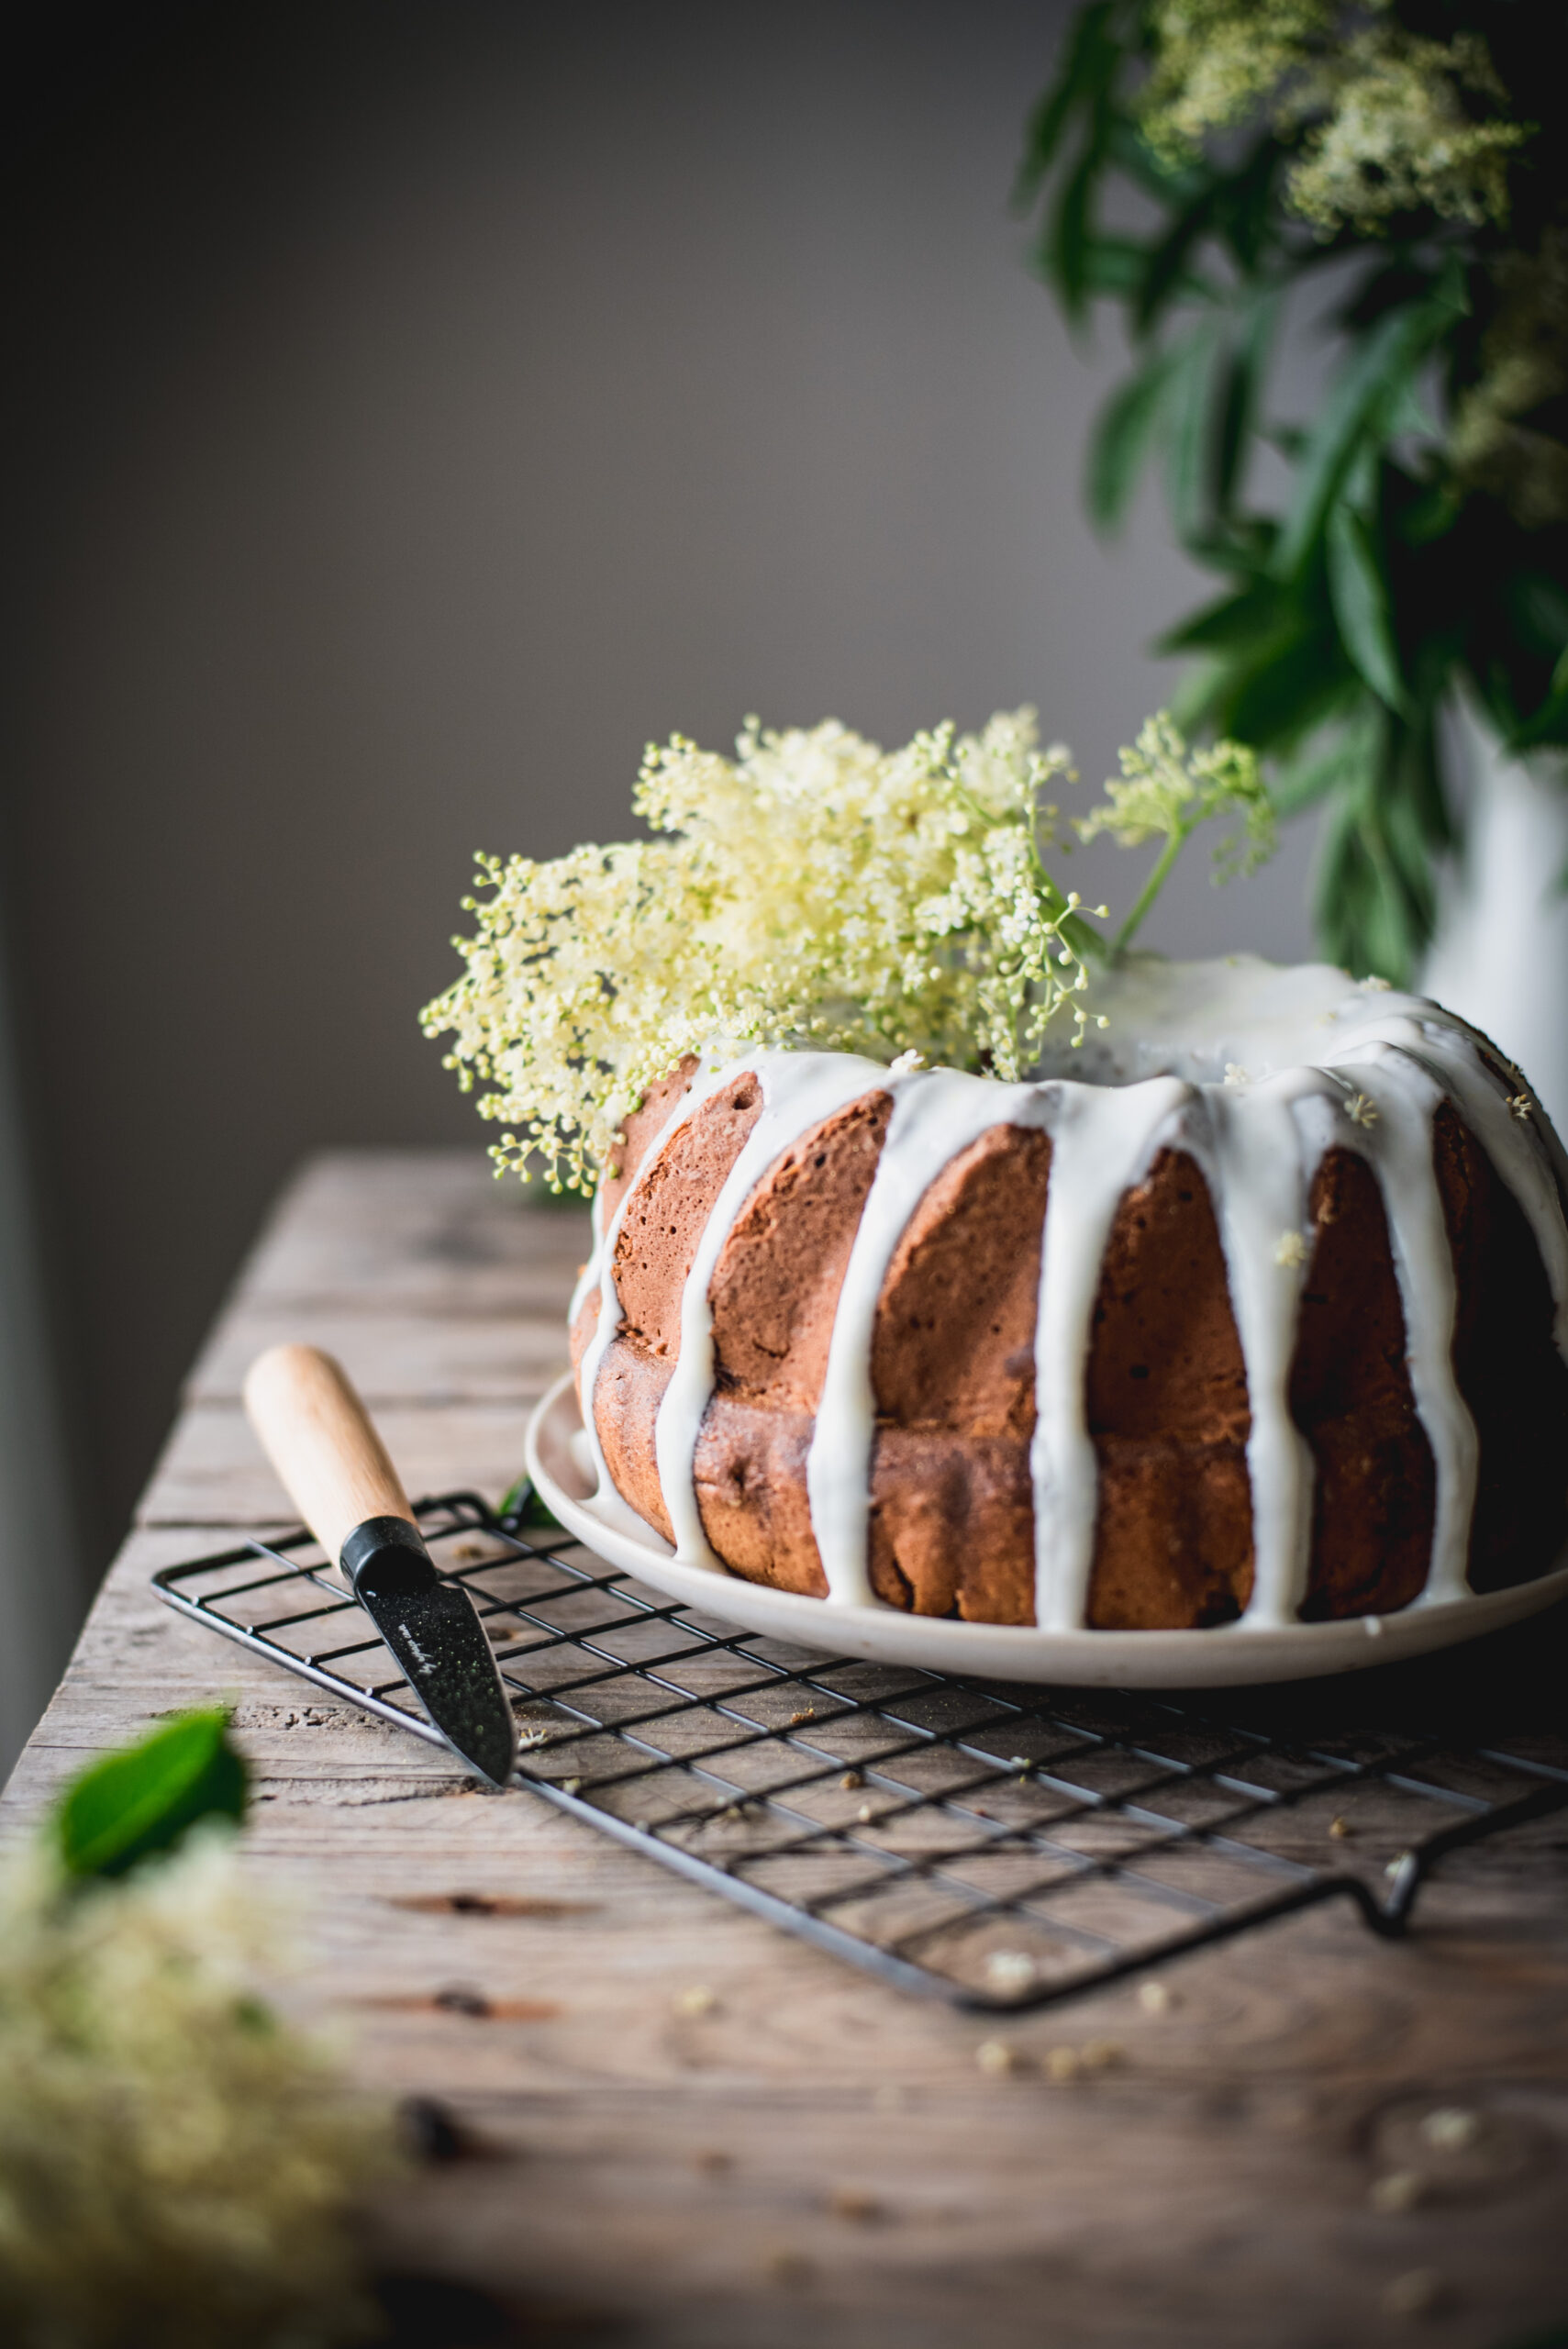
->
[0, 1711, 397, 2349]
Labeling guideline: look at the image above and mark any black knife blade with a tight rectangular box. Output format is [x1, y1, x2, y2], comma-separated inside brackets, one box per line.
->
[342, 1517, 517, 1787]
[243, 1345, 517, 1788]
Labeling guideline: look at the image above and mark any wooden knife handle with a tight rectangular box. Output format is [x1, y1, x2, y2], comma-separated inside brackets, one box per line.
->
[243, 1343, 415, 1573]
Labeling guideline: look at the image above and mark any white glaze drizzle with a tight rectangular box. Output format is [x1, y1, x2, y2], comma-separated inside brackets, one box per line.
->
[1320, 1039, 1478, 1606]
[806, 1071, 1054, 1606]
[584, 957, 1568, 1625]
[1029, 1076, 1188, 1630]
[652, 1050, 895, 1566]
[567, 1182, 606, 1330]
[1182, 1073, 1327, 1629]
[573, 1057, 740, 1542]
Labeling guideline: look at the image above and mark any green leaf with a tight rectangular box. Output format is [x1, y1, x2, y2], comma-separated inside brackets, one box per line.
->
[1074, 237, 1159, 297]
[1088, 347, 1178, 530]
[498, 1475, 565, 1532]
[1164, 320, 1225, 550]
[1396, 483, 1460, 545]
[1216, 622, 1357, 751]
[1135, 183, 1220, 336]
[1215, 289, 1281, 518]
[1326, 502, 1408, 714]
[56, 1708, 247, 1881]
[1262, 422, 1308, 461]
[1274, 266, 1465, 580]
[1013, 2, 1117, 206]
[1211, 139, 1282, 278]
[1051, 136, 1106, 320]
[1507, 572, 1568, 662]
[1156, 578, 1290, 655]
[1271, 721, 1376, 816]
[1166, 657, 1229, 734]
[1310, 711, 1444, 984]
[1507, 673, 1568, 751]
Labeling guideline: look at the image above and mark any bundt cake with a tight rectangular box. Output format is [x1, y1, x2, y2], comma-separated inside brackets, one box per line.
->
[569, 955, 1568, 1631]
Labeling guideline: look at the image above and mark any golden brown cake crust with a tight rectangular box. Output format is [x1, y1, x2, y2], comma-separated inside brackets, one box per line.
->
[1293, 1148, 1435, 1620]
[580, 1065, 1568, 1628]
[1084, 1147, 1255, 1629]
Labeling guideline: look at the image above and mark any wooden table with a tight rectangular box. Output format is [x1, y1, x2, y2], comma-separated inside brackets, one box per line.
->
[5, 1150, 1566, 2349]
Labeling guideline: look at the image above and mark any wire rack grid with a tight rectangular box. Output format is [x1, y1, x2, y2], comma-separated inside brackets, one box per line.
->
[153, 1494, 1568, 2012]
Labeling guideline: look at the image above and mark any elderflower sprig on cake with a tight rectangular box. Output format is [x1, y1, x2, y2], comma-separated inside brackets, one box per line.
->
[422, 707, 1265, 1193]
[1078, 715, 1275, 956]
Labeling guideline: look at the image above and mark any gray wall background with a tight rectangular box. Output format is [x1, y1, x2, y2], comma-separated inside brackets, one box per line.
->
[1, 0, 1319, 1765]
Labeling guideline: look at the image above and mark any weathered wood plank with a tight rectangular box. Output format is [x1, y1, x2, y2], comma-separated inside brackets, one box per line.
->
[5, 1151, 1566, 2349]
[139, 1399, 542, 1525]
[186, 1307, 573, 1405]
[234, 1149, 591, 1313]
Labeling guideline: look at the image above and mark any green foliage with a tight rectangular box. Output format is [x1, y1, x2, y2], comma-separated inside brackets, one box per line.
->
[56, 1708, 247, 1882]
[498, 1476, 565, 1532]
[1020, 0, 1568, 983]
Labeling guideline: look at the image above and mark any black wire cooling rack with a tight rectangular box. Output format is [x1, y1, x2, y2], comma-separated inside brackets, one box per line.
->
[153, 1493, 1568, 2012]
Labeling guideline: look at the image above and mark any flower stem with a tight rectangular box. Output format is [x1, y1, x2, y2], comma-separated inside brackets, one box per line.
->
[1112, 824, 1188, 960]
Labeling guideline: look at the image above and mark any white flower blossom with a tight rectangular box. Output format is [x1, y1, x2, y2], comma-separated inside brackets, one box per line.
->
[423, 707, 1268, 1192]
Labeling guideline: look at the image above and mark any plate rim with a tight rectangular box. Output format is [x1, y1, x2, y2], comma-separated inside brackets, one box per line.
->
[524, 1371, 1568, 1688]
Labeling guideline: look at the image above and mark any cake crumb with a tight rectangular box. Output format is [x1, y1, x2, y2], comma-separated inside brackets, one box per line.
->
[1329, 1815, 1351, 1839]
[673, 1985, 718, 2018]
[856, 1804, 875, 1823]
[1079, 2038, 1125, 2072]
[829, 2186, 884, 2222]
[1420, 2106, 1479, 2153]
[1274, 1230, 1307, 1269]
[562, 1777, 583, 1793]
[1382, 2268, 1448, 2320]
[788, 1707, 817, 1725]
[1137, 1979, 1172, 2015]
[840, 1770, 863, 1790]
[1371, 2171, 1426, 2213]
[1044, 2046, 1080, 2082]
[975, 2038, 1018, 2076]
[984, 1950, 1037, 1993]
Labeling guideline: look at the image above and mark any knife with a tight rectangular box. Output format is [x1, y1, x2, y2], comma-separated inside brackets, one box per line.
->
[243, 1343, 517, 1787]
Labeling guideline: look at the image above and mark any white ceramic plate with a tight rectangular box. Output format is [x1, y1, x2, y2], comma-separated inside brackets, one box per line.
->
[525, 1372, 1568, 1688]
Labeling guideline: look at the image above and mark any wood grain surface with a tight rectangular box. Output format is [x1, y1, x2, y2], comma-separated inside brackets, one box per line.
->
[3, 1147, 1565, 2349]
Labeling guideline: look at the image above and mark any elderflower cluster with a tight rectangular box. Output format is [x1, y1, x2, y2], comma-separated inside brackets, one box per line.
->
[424, 707, 1272, 1193]
[1140, 1, 1529, 234]
[424, 709, 1098, 1192]
[1077, 714, 1273, 881]
[0, 1831, 395, 2349]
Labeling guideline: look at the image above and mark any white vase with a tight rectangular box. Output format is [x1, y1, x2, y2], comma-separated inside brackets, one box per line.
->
[1419, 702, 1568, 1138]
